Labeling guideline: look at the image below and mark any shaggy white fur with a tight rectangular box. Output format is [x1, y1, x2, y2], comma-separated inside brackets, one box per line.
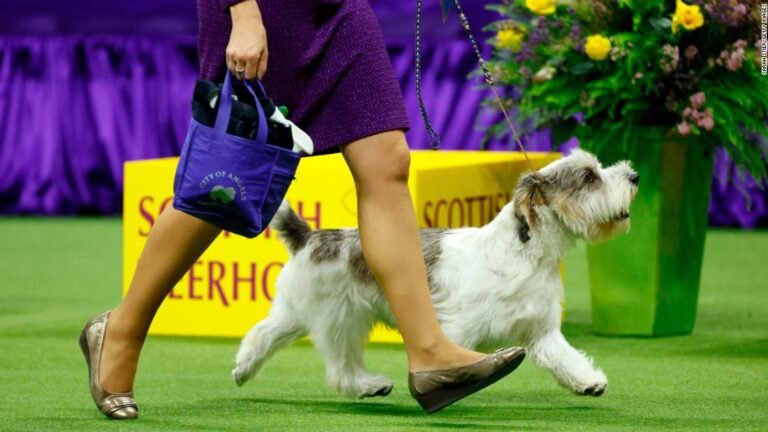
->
[232, 150, 638, 399]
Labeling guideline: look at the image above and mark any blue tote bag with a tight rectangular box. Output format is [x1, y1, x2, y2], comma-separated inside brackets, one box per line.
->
[173, 72, 301, 238]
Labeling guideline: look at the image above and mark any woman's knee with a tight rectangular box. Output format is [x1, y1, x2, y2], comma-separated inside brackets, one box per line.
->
[379, 137, 411, 184]
[343, 131, 412, 187]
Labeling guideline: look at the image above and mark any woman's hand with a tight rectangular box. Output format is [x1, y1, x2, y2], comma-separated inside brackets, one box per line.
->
[227, 1, 268, 80]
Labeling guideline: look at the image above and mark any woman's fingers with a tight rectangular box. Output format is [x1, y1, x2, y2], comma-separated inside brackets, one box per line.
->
[226, 47, 265, 80]
[225, 50, 239, 77]
[227, 0, 267, 80]
[245, 50, 261, 80]
[226, 52, 248, 80]
[256, 47, 268, 80]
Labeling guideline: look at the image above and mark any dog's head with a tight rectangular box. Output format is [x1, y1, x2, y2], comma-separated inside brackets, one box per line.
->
[513, 149, 639, 243]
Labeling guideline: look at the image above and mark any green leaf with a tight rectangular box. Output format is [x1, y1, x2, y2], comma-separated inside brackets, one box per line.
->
[649, 17, 672, 31]
[571, 62, 595, 75]
[551, 118, 579, 147]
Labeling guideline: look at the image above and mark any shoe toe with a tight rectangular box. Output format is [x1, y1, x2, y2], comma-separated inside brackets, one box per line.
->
[108, 406, 138, 420]
[498, 347, 525, 363]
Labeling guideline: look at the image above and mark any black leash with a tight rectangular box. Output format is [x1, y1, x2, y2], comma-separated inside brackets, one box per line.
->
[415, 0, 533, 169]
[415, 0, 442, 150]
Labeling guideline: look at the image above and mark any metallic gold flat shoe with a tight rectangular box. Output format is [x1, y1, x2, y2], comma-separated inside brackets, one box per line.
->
[408, 347, 526, 414]
[78, 312, 138, 420]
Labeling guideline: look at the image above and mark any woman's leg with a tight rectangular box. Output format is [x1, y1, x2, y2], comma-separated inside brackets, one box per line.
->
[98, 208, 221, 392]
[97, 128, 486, 393]
[340, 130, 484, 372]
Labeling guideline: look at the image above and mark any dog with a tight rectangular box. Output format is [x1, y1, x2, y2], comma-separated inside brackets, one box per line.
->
[232, 150, 638, 399]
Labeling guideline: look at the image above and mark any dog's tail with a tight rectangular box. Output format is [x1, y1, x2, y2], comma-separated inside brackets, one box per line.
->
[269, 201, 312, 254]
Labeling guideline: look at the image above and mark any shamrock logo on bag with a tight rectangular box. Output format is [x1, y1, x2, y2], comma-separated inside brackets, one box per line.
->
[210, 185, 236, 204]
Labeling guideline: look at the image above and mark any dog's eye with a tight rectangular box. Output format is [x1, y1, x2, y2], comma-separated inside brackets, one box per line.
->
[583, 170, 597, 185]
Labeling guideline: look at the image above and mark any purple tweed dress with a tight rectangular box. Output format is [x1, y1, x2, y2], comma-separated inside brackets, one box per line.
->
[197, 0, 411, 154]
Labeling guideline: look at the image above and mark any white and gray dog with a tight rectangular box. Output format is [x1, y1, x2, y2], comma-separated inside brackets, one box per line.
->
[232, 150, 638, 399]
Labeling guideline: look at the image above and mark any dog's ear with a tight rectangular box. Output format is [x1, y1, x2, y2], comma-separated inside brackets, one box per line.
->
[513, 172, 547, 243]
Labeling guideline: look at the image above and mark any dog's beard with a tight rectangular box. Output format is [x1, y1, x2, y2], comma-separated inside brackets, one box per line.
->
[588, 217, 631, 243]
[552, 200, 633, 243]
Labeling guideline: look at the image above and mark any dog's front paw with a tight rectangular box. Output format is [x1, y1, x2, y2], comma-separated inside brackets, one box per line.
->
[568, 368, 607, 397]
[333, 374, 394, 399]
[232, 366, 252, 387]
[359, 379, 394, 399]
[352, 375, 395, 399]
[579, 382, 607, 397]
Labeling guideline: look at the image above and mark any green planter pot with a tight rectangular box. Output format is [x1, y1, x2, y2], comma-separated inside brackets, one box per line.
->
[586, 131, 714, 336]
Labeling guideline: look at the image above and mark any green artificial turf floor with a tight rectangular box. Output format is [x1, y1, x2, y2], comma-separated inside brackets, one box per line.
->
[1, 218, 767, 431]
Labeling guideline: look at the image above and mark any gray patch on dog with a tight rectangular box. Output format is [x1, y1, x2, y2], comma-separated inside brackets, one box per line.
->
[348, 239, 375, 284]
[346, 229, 446, 287]
[309, 230, 346, 263]
[546, 154, 602, 197]
[272, 207, 312, 253]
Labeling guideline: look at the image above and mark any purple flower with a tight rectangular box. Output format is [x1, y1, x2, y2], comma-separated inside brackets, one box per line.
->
[695, 0, 749, 27]
[515, 45, 534, 63]
[571, 22, 582, 40]
[529, 31, 545, 45]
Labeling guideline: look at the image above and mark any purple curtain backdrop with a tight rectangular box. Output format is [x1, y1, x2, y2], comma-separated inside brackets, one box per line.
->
[0, 0, 766, 226]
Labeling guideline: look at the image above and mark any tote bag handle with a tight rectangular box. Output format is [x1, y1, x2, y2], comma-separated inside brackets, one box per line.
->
[214, 71, 269, 147]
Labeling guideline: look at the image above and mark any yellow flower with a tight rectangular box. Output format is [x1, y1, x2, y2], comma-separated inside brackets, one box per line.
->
[496, 29, 525, 52]
[672, 0, 704, 33]
[584, 35, 611, 61]
[525, 0, 557, 15]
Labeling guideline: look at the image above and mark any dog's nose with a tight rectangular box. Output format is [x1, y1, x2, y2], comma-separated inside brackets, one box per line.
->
[629, 173, 640, 185]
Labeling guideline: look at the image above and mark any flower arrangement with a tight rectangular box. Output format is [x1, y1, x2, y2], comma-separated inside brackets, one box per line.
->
[485, 0, 768, 180]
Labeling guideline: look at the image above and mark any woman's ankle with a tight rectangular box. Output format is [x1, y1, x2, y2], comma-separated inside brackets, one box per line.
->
[98, 310, 144, 393]
[108, 306, 151, 345]
[407, 339, 485, 372]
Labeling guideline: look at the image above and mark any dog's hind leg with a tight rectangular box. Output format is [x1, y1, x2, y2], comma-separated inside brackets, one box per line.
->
[232, 306, 306, 386]
[310, 309, 394, 399]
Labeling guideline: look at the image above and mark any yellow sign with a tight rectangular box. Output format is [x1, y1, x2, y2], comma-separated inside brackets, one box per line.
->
[123, 151, 559, 342]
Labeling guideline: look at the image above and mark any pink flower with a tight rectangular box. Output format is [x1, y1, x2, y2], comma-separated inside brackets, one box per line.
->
[660, 44, 680, 73]
[684, 45, 698, 61]
[677, 121, 691, 136]
[690, 92, 706, 109]
[682, 107, 692, 118]
[734, 39, 747, 50]
[727, 50, 744, 71]
[690, 109, 703, 121]
[699, 116, 714, 131]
